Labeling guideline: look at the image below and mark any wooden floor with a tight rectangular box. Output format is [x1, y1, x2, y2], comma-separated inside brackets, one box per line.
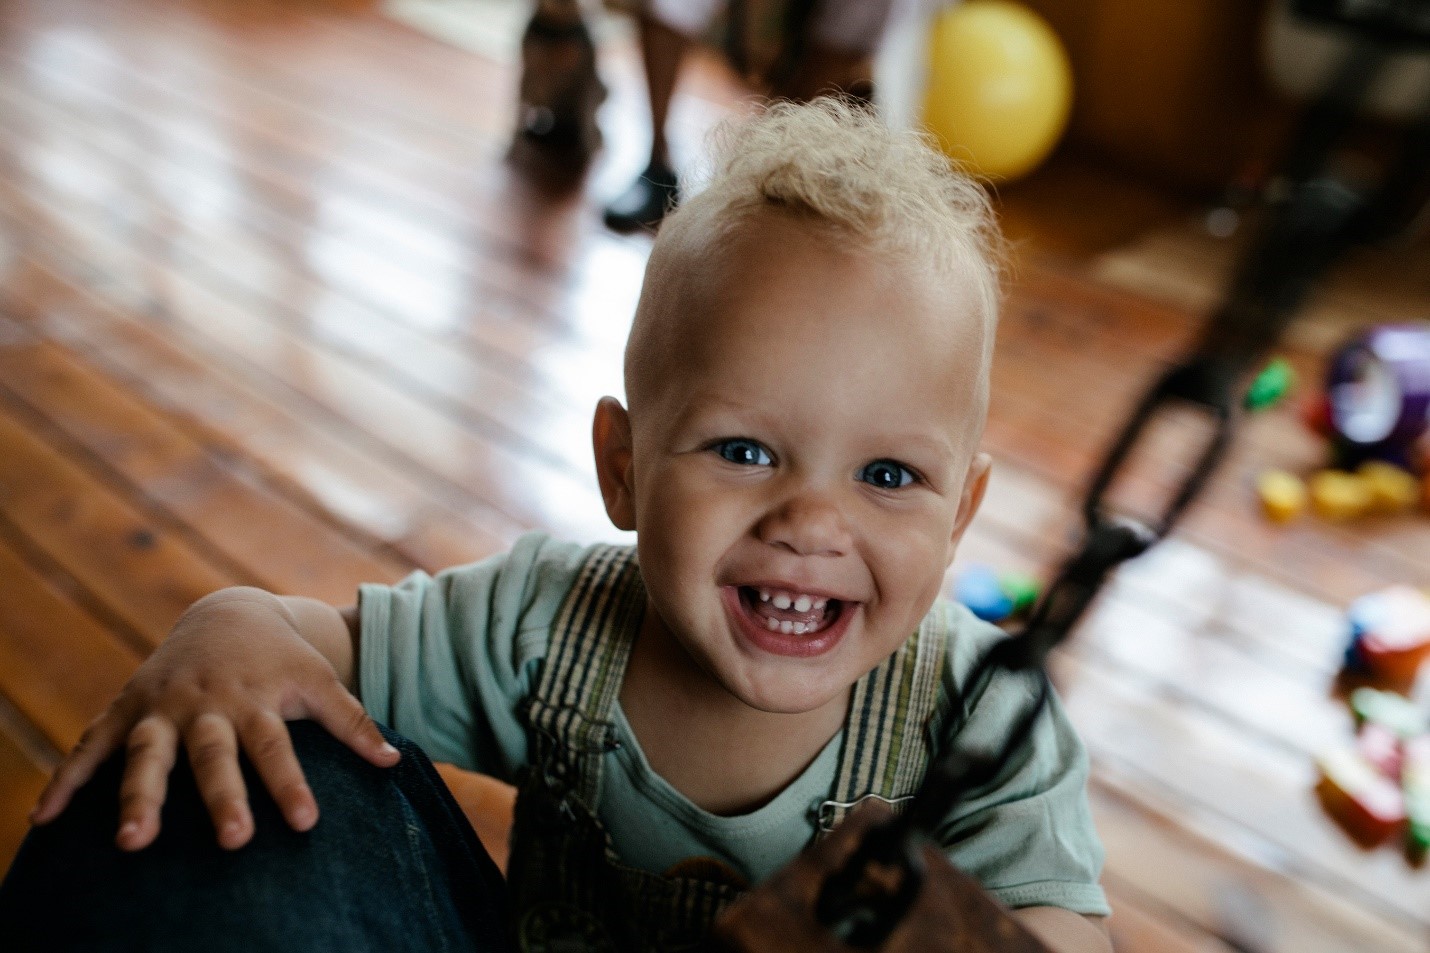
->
[0, 0, 1427, 949]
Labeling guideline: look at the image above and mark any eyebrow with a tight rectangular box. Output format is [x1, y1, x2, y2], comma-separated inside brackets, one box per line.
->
[877, 434, 958, 462]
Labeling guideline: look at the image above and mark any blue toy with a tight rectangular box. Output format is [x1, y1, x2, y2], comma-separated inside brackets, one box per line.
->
[955, 565, 1015, 622]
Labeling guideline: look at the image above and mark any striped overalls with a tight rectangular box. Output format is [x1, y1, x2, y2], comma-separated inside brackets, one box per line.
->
[507, 544, 951, 952]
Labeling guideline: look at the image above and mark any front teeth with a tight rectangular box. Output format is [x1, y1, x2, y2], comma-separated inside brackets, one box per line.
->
[764, 618, 812, 635]
[757, 588, 829, 612]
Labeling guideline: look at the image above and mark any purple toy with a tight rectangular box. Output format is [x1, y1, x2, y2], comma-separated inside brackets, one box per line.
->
[1327, 324, 1430, 471]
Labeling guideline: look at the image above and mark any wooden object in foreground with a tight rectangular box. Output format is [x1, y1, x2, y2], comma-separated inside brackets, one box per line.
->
[713, 829, 1054, 953]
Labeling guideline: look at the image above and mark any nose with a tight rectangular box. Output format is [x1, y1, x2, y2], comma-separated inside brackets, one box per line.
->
[754, 487, 852, 558]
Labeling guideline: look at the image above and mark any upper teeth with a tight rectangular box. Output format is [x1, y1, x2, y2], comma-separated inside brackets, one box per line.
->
[758, 588, 830, 611]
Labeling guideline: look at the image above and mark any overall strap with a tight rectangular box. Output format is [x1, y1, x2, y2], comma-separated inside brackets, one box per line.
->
[526, 543, 645, 807]
[814, 601, 951, 836]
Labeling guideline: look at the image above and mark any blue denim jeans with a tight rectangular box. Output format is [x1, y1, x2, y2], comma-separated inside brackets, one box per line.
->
[0, 722, 514, 953]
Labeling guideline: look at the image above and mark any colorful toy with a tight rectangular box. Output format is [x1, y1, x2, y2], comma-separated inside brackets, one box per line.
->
[1404, 737, 1430, 854]
[953, 565, 1042, 623]
[1245, 357, 1295, 411]
[1316, 747, 1407, 847]
[1321, 685, 1430, 854]
[1256, 469, 1308, 523]
[1358, 588, 1430, 685]
[1308, 469, 1373, 521]
[1357, 461, 1420, 515]
[1350, 686, 1429, 738]
[955, 565, 1013, 622]
[922, 1, 1072, 180]
[1300, 391, 1335, 438]
[1326, 324, 1430, 471]
[1343, 589, 1430, 685]
[999, 572, 1040, 615]
[1356, 721, 1404, 779]
[1262, 324, 1430, 526]
[1322, 685, 1430, 853]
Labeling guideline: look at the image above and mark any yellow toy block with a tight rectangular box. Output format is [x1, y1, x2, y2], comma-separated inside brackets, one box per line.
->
[1357, 461, 1420, 515]
[1256, 470, 1308, 524]
[1309, 470, 1373, 521]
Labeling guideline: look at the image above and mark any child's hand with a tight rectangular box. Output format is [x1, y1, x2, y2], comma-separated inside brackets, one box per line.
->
[28, 588, 399, 851]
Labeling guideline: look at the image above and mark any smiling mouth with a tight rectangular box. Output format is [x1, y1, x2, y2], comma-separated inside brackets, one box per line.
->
[738, 586, 844, 635]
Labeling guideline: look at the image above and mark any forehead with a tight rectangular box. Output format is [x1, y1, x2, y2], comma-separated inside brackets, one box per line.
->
[690, 214, 979, 375]
[636, 211, 988, 441]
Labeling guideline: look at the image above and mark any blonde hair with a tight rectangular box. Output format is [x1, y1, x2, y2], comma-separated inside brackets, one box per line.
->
[627, 97, 1003, 414]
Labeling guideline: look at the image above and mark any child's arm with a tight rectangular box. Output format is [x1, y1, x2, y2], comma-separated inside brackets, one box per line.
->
[29, 587, 399, 852]
[1013, 907, 1111, 953]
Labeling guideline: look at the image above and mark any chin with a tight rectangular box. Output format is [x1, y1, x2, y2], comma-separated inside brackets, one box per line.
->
[729, 677, 845, 717]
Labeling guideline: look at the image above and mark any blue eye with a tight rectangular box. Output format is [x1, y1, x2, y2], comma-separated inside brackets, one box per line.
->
[859, 460, 916, 489]
[713, 439, 772, 466]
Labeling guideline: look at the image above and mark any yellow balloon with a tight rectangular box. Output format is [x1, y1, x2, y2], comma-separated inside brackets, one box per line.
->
[922, 1, 1073, 181]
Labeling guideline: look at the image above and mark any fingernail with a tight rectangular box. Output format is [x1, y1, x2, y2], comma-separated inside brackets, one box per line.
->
[119, 820, 140, 840]
[379, 742, 398, 758]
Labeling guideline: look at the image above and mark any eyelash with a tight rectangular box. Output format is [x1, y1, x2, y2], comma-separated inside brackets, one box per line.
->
[707, 440, 920, 490]
[859, 460, 919, 490]
[710, 438, 772, 467]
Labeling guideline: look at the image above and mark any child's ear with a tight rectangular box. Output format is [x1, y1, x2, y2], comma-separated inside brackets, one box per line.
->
[592, 397, 637, 531]
[947, 452, 991, 564]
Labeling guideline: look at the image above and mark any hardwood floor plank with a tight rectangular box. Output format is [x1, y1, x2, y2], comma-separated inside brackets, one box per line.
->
[1089, 782, 1426, 953]
[0, 181, 617, 542]
[0, 329, 412, 602]
[0, 538, 139, 752]
[1058, 654, 1430, 934]
[0, 28, 631, 461]
[0, 0, 650, 337]
[0, 399, 237, 647]
[0, 252, 523, 571]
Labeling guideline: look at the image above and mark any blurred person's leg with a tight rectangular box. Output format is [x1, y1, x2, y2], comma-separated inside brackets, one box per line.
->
[605, 1, 719, 231]
[515, 0, 606, 167]
[603, 0, 900, 231]
[777, 0, 898, 101]
[0, 722, 513, 953]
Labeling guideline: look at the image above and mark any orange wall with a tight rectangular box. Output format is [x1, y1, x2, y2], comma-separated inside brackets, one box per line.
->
[1024, 0, 1287, 192]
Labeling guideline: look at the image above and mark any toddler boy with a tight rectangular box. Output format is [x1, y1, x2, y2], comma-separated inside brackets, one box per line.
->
[18, 98, 1110, 952]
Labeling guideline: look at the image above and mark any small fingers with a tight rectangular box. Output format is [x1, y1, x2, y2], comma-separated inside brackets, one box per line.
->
[306, 680, 398, 767]
[183, 713, 252, 850]
[237, 712, 317, 832]
[115, 716, 179, 851]
[31, 703, 135, 825]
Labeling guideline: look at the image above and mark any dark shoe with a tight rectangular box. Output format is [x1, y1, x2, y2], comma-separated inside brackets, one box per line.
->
[604, 162, 679, 232]
[513, 14, 606, 167]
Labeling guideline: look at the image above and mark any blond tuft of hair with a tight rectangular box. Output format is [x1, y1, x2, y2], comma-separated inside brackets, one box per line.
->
[679, 96, 1003, 332]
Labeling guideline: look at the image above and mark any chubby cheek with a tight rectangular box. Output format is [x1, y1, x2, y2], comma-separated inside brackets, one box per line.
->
[867, 516, 955, 626]
[637, 470, 747, 593]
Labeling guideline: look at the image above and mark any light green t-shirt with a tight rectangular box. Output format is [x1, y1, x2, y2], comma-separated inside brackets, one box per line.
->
[358, 532, 1109, 916]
